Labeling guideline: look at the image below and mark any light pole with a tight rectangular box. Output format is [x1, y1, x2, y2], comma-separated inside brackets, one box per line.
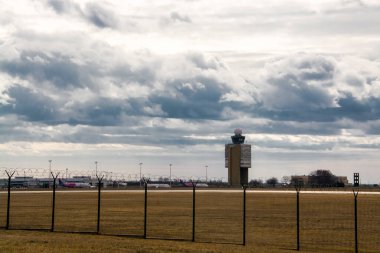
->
[95, 161, 98, 177]
[205, 165, 208, 183]
[169, 163, 172, 187]
[48, 160, 52, 179]
[139, 162, 143, 187]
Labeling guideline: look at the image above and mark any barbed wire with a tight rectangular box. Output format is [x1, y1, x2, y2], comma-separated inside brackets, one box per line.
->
[0, 167, 226, 182]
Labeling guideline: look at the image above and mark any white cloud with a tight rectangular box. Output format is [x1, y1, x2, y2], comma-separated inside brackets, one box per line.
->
[1, 0, 380, 183]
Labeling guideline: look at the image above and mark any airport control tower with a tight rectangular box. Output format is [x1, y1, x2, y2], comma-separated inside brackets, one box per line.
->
[225, 129, 251, 186]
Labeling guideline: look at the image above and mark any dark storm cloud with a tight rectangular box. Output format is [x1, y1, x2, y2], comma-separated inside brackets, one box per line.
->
[65, 128, 220, 146]
[336, 93, 380, 121]
[250, 120, 341, 135]
[345, 75, 364, 87]
[1, 49, 379, 139]
[64, 97, 162, 126]
[366, 120, 380, 135]
[47, 0, 78, 14]
[187, 52, 225, 70]
[0, 84, 59, 122]
[151, 76, 228, 120]
[46, 0, 118, 29]
[84, 3, 119, 29]
[260, 55, 336, 111]
[296, 58, 335, 81]
[170, 12, 192, 23]
[0, 116, 38, 142]
[249, 54, 380, 124]
[252, 93, 380, 124]
[1, 89, 158, 127]
[254, 139, 335, 151]
[110, 64, 156, 85]
[65, 97, 128, 126]
[0, 51, 92, 89]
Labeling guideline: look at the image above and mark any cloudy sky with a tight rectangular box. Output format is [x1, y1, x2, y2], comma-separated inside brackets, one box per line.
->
[1, 0, 380, 183]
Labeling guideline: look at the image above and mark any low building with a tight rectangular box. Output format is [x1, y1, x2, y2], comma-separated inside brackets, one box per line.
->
[291, 175, 309, 186]
[337, 176, 349, 186]
[37, 178, 54, 188]
[0, 177, 40, 188]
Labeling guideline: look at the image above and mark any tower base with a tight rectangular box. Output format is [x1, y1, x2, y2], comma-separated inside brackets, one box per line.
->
[226, 144, 249, 186]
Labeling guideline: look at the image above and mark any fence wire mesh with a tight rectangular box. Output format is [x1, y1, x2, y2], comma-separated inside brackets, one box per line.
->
[358, 194, 380, 252]
[0, 186, 379, 252]
[300, 193, 354, 252]
[196, 192, 243, 244]
[248, 192, 296, 250]
[147, 191, 192, 240]
[10, 192, 52, 230]
[0, 192, 6, 228]
[54, 192, 98, 233]
[100, 192, 144, 236]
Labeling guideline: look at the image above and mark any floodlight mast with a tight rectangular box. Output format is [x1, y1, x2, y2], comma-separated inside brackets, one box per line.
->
[48, 160, 52, 179]
[95, 161, 98, 177]
[205, 165, 208, 183]
[139, 162, 143, 187]
[169, 163, 172, 187]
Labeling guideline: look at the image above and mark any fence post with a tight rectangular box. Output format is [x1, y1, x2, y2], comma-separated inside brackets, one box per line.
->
[191, 180, 197, 242]
[51, 172, 59, 232]
[295, 185, 301, 251]
[96, 175, 104, 234]
[243, 184, 247, 246]
[353, 190, 359, 253]
[143, 178, 148, 239]
[5, 170, 15, 230]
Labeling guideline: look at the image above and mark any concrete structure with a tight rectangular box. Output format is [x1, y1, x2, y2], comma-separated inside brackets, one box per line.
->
[225, 129, 251, 186]
[337, 176, 349, 186]
[291, 175, 310, 186]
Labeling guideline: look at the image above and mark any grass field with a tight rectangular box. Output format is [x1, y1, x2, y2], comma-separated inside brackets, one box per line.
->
[0, 190, 379, 252]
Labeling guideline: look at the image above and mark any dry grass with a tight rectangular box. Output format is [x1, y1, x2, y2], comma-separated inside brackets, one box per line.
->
[0, 190, 379, 252]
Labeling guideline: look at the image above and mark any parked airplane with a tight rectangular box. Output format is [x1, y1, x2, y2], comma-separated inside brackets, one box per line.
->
[147, 183, 170, 188]
[118, 182, 128, 187]
[58, 179, 94, 188]
[180, 180, 208, 188]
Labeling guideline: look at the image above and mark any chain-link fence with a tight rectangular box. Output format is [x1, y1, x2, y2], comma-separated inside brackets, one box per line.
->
[0, 173, 379, 252]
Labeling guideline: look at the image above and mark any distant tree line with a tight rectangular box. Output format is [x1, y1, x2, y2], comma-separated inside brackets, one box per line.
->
[306, 170, 344, 187]
[250, 170, 347, 188]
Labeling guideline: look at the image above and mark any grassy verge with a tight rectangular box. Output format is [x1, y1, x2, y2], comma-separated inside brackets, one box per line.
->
[0, 191, 379, 252]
